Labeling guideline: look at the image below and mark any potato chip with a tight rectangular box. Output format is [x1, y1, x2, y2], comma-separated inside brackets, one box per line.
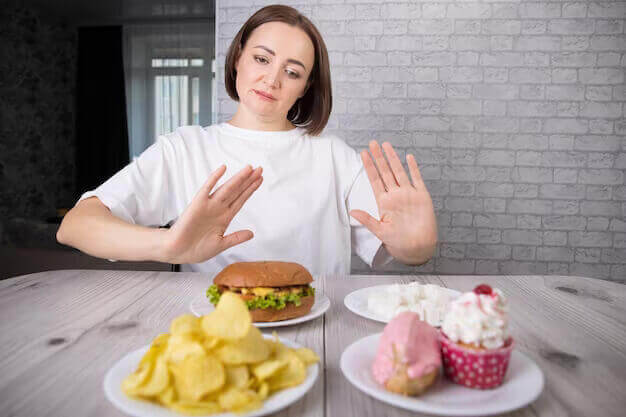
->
[294, 347, 320, 365]
[203, 336, 221, 351]
[214, 326, 269, 365]
[121, 361, 152, 394]
[169, 353, 225, 401]
[256, 382, 269, 400]
[164, 335, 206, 364]
[170, 314, 202, 337]
[170, 400, 222, 416]
[266, 351, 307, 392]
[264, 332, 285, 355]
[218, 387, 262, 413]
[251, 358, 288, 381]
[224, 365, 249, 389]
[122, 334, 170, 395]
[140, 333, 169, 367]
[150, 333, 170, 349]
[134, 356, 170, 397]
[157, 385, 177, 407]
[201, 292, 250, 340]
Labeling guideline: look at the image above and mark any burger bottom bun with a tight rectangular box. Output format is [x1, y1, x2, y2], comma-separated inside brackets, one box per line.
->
[248, 295, 314, 322]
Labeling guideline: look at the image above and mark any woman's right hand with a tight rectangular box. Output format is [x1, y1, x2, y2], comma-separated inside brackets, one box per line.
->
[161, 164, 263, 264]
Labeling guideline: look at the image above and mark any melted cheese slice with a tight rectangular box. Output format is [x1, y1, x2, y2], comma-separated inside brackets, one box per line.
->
[240, 286, 305, 297]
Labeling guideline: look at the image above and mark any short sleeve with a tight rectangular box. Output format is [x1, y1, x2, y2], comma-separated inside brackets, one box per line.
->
[346, 166, 394, 270]
[330, 137, 395, 270]
[77, 136, 173, 227]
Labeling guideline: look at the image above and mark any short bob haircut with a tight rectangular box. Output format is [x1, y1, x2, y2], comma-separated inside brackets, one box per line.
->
[225, 5, 332, 136]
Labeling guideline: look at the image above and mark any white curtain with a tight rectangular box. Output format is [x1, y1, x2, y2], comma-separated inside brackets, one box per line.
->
[123, 21, 215, 158]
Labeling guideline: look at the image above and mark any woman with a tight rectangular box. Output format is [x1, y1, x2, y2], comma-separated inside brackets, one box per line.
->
[57, 5, 437, 276]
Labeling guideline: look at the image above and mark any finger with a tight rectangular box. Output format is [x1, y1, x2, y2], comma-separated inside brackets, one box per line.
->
[219, 229, 254, 251]
[382, 142, 411, 187]
[211, 165, 254, 203]
[369, 141, 398, 190]
[406, 154, 426, 190]
[229, 176, 263, 214]
[361, 150, 386, 196]
[350, 209, 383, 240]
[201, 165, 227, 197]
[223, 167, 263, 206]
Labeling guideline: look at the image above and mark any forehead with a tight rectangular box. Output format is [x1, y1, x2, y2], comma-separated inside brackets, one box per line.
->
[245, 21, 315, 69]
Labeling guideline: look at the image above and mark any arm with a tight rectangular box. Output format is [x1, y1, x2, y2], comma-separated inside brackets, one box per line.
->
[57, 165, 263, 264]
[57, 197, 170, 262]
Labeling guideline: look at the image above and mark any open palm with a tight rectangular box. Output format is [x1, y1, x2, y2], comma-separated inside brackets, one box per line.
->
[350, 141, 437, 264]
[164, 165, 263, 264]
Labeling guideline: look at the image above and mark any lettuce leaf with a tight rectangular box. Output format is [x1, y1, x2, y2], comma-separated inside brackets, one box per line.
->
[205, 285, 315, 310]
[206, 284, 222, 305]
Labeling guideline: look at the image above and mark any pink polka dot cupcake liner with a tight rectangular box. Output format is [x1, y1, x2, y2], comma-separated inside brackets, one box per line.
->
[439, 331, 514, 390]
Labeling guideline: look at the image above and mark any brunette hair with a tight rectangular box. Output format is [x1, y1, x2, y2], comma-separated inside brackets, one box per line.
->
[225, 5, 332, 136]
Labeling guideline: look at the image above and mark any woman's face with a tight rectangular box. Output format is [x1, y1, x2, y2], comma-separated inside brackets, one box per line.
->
[235, 21, 315, 122]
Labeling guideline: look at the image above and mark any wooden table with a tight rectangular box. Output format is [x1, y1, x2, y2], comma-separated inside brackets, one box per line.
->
[1, 271, 624, 417]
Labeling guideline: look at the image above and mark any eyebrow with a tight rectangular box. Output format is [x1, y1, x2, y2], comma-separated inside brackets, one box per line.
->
[253, 45, 307, 71]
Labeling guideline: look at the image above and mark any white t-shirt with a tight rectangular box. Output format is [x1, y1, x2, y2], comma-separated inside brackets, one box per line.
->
[79, 123, 392, 276]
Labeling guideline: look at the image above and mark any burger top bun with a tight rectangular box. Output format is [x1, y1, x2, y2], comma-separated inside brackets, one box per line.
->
[213, 261, 313, 288]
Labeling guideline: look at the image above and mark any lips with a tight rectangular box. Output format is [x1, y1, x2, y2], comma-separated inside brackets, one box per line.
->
[253, 89, 276, 101]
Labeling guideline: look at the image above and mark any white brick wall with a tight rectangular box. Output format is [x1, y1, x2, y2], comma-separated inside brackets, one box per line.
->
[216, 0, 626, 281]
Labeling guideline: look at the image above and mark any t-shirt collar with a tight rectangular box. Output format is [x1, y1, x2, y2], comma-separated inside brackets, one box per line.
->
[215, 122, 305, 142]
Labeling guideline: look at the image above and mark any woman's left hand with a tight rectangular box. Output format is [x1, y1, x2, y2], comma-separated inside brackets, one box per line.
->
[350, 141, 437, 265]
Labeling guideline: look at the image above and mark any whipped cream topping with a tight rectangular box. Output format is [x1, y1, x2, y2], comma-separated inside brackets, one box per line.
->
[441, 288, 509, 349]
[367, 283, 453, 326]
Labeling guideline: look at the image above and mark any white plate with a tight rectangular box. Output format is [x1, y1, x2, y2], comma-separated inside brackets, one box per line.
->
[340, 333, 544, 416]
[190, 293, 330, 328]
[344, 284, 461, 326]
[104, 336, 319, 417]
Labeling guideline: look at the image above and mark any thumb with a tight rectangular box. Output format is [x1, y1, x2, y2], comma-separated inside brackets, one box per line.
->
[219, 229, 254, 251]
[350, 209, 382, 239]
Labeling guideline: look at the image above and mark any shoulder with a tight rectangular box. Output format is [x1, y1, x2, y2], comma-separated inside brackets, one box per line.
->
[156, 125, 217, 150]
[313, 131, 362, 169]
[308, 131, 359, 158]
[164, 125, 215, 142]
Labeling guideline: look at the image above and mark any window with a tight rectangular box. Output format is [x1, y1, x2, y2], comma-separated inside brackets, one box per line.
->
[151, 58, 206, 137]
[124, 23, 215, 158]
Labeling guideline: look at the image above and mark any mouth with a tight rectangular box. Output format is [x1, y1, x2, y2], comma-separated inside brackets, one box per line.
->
[253, 89, 276, 101]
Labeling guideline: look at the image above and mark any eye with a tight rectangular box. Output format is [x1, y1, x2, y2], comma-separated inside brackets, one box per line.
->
[285, 68, 300, 79]
[254, 55, 269, 64]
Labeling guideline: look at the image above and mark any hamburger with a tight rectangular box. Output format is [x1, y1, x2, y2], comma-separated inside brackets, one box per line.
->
[206, 261, 315, 322]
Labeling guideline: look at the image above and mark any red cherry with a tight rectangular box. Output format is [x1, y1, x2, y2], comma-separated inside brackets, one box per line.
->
[474, 284, 493, 295]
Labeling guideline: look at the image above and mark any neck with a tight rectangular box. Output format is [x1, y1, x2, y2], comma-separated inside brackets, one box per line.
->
[228, 105, 294, 132]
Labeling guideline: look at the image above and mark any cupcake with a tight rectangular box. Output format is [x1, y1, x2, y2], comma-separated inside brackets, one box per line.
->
[439, 284, 513, 389]
[372, 312, 441, 396]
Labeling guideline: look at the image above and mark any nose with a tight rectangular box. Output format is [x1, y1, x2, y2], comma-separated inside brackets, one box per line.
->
[264, 66, 281, 89]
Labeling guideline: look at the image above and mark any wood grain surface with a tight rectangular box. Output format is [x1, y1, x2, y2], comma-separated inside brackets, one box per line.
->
[0, 271, 624, 417]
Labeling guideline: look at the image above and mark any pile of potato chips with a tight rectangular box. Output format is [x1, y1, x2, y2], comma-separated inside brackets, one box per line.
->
[122, 292, 319, 415]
